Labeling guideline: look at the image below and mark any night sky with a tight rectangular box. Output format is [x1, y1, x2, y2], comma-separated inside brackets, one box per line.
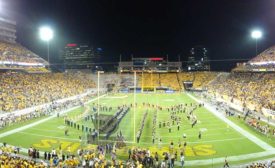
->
[2, 0, 275, 71]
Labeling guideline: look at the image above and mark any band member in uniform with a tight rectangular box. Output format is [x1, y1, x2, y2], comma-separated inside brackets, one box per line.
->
[65, 128, 69, 136]
[198, 131, 202, 139]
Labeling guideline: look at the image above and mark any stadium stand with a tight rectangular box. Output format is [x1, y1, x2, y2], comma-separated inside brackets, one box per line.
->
[119, 74, 136, 89]
[192, 72, 218, 89]
[97, 72, 219, 91]
[138, 73, 160, 88]
[207, 72, 275, 111]
[89, 73, 121, 90]
[249, 46, 275, 64]
[245, 160, 275, 168]
[177, 72, 194, 85]
[234, 46, 275, 72]
[0, 72, 96, 112]
[177, 72, 219, 90]
[160, 73, 181, 90]
[135, 72, 219, 91]
[0, 41, 48, 72]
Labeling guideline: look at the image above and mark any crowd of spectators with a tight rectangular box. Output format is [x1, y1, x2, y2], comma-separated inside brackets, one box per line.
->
[191, 72, 218, 89]
[0, 141, 186, 168]
[1, 140, 275, 168]
[138, 73, 160, 88]
[160, 73, 181, 90]
[207, 72, 275, 111]
[246, 160, 275, 168]
[0, 72, 96, 112]
[136, 72, 218, 91]
[0, 94, 92, 129]
[234, 46, 275, 72]
[249, 46, 275, 64]
[24, 67, 50, 73]
[120, 75, 136, 89]
[0, 41, 47, 66]
[0, 143, 47, 167]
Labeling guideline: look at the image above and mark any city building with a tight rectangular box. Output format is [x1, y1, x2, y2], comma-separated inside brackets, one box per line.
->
[187, 46, 210, 71]
[62, 43, 99, 69]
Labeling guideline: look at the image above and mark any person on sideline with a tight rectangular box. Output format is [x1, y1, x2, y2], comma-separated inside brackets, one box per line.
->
[180, 152, 185, 168]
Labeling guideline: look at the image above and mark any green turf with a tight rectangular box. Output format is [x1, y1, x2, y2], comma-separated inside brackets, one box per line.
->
[0, 93, 274, 167]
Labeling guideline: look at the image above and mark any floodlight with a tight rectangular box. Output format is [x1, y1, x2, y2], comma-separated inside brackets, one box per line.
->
[251, 30, 262, 39]
[39, 26, 53, 41]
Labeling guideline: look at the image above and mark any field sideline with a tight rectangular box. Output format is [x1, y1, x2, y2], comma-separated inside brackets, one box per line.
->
[1, 93, 275, 167]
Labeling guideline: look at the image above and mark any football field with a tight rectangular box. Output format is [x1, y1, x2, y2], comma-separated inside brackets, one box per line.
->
[1, 93, 274, 167]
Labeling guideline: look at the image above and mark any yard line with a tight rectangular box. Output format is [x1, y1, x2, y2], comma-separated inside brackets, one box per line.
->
[187, 93, 274, 151]
[17, 131, 80, 141]
[157, 126, 232, 132]
[26, 128, 80, 134]
[142, 131, 238, 138]
[104, 95, 128, 99]
[184, 137, 246, 144]
[0, 95, 106, 139]
[90, 137, 246, 145]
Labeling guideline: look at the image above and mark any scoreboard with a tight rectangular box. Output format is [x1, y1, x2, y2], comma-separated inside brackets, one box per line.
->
[133, 57, 164, 66]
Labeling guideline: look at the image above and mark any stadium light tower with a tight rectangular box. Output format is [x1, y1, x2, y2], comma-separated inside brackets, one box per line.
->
[251, 30, 262, 56]
[39, 26, 54, 64]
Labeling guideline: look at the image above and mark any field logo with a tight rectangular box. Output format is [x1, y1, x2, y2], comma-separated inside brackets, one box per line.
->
[33, 139, 81, 153]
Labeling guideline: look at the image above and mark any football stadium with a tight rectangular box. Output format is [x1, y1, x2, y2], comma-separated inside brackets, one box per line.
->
[0, 1, 275, 168]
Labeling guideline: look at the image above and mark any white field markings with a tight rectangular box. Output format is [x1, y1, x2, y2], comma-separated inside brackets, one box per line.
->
[0, 94, 106, 139]
[25, 128, 80, 134]
[178, 93, 275, 166]
[77, 136, 246, 145]
[141, 137, 247, 145]
[157, 115, 218, 121]
[157, 125, 232, 132]
[104, 95, 128, 99]
[162, 99, 175, 102]
[57, 125, 66, 129]
[156, 118, 229, 127]
[17, 131, 80, 142]
[142, 131, 239, 139]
